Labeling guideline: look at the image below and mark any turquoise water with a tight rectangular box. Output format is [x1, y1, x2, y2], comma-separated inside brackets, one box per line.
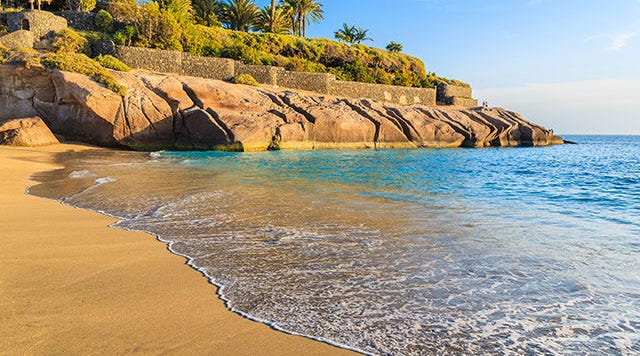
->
[30, 136, 640, 354]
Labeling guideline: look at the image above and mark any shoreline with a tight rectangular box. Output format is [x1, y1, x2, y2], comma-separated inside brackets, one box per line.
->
[0, 143, 355, 355]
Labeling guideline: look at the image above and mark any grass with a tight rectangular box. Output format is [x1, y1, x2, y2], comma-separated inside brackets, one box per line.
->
[41, 52, 127, 96]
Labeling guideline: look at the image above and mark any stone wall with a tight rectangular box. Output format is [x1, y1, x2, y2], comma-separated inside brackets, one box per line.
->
[277, 70, 334, 94]
[436, 83, 477, 107]
[437, 83, 472, 100]
[450, 97, 478, 107]
[112, 45, 441, 105]
[55, 11, 96, 31]
[330, 80, 436, 106]
[114, 46, 183, 74]
[235, 63, 283, 85]
[6, 11, 66, 39]
[0, 30, 34, 49]
[182, 53, 235, 81]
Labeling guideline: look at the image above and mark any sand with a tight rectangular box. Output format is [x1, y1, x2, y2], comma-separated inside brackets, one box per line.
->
[0, 144, 355, 355]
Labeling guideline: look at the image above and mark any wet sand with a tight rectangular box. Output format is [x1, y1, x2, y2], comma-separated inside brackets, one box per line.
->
[0, 144, 354, 355]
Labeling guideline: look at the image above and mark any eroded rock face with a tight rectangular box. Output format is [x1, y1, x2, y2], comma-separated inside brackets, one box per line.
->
[0, 116, 59, 146]
[0, 64, 565, 150]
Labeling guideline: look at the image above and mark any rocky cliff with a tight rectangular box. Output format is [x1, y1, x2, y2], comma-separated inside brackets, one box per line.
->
[0, 64, 563, 151]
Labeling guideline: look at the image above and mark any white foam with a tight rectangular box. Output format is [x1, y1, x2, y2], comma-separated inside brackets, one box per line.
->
[94, 177, 116, 185]
[149, 151, 163, 159]
[68, 170, 96, 179]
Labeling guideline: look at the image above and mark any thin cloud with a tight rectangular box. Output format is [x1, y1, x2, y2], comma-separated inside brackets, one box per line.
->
[608, 32, 637, 50]
[586, 31, 638, 51]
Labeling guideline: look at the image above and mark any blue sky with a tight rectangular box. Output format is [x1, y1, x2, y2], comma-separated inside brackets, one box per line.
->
[255, 0, 639, 134]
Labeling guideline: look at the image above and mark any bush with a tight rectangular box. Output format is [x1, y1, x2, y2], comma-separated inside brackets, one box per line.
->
[0, 45, 6, 63]
[95, 54, 131, 71]
[95, 9, 114, 33]
[233, 74, 258, 86]
[80, 0, 96, 11]
[112, 25, 136, 46]
[53, 28, 89, 55]
[42, 53, 127, 95]
[2, 47, 41, 68]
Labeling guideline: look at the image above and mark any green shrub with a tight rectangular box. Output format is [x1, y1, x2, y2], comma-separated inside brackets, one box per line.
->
[80, 0, 97, 11]
[112, 25, 137, 46]
[53, 28, 89, 55]
[233, 74, 258, 86]
[95, 10, 114, 33]
[2, 47, 41, 68]
[42, 53, 127, 96]
[94, 54, 131, 72]
[95, 54, 131, 72]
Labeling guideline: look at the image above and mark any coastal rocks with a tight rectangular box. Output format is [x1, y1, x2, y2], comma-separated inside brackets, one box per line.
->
[0, 64, 564, 151]
[0, 117, 59, 146]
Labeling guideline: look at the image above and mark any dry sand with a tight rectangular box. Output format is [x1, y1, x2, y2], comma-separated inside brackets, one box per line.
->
[0, 144, 355, 355]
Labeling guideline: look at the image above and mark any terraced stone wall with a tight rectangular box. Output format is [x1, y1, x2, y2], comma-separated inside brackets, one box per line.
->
[113, 45, 440, 105]
[330, 80, 436, 106]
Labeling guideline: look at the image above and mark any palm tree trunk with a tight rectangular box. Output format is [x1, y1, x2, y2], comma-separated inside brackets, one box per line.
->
[270, 0, 276, 32]
[303, 14, 306, 37]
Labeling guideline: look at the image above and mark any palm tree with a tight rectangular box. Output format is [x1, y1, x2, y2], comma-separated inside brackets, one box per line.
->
[220, 0, 259, 32]
[258, 5, 291, 34]
[193, 0, 222, 26]
[282, 0, 323, 37]
[334, 23, 356, 44]
[353, 27, 372, 44]
[386, 41, 403, 52]
[158, 0, 193, 25]
[335, 23, 371, 45]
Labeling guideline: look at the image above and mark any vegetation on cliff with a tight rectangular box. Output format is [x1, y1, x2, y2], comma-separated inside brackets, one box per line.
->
[41, 52, 127, 95]
[1, 0, 470, 88]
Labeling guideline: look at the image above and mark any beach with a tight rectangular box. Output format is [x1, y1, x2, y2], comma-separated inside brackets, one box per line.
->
[0, 144, 353, 355]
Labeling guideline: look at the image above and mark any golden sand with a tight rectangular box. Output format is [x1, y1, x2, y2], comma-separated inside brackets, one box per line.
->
[0, 144, 354, 355]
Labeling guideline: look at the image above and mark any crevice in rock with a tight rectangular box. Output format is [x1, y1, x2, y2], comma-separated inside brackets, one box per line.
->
[181, 82, 234, 143]
[421, 108, 474, 147]
[120, 96, 133, 137]
[259, 90, 285, 107]
[268, 109, 287, 121]
[139, 97, 158, 133]
[382, 106, 421, 142]
[205, 108, 234, 142]
[459, 111, 500, 146]
[340, 99, 380, 147]
[279, 93, 316, 124]
[139, 76, 183, 144]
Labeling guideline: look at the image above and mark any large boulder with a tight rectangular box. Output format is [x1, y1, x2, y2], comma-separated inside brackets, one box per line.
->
[0, 64, 565, 150]
[0, 117, 59, 146]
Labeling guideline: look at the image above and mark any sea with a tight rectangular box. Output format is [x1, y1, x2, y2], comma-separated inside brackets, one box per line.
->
[28, 135, 640, 355]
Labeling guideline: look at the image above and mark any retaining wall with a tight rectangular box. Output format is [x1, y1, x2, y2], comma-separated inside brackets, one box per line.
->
[182, 53, 235, 80]
[113, 45, 441, 105]
[449, 97, 478, 107]
[6, 11, 66, 39]
[277, 70, 334, 94]
[114, 46, 183, 74]
[55, 11, 95, 31]
[235, 63, 283, 85]
[330, 80, 436, 106]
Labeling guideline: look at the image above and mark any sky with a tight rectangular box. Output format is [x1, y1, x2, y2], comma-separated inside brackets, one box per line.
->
[255, 0, 639, 134]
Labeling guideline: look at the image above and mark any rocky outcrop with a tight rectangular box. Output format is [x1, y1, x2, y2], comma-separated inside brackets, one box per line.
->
[0, 64, 564, 151]
[0, 116, 59, 146]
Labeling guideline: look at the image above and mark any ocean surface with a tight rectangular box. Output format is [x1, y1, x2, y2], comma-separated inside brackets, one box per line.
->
[29, 135, 640, 355]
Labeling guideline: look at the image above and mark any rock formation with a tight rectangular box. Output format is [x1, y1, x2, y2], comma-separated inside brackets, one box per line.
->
[0, 116, 59, 146]
[0, 64, 564, 151]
